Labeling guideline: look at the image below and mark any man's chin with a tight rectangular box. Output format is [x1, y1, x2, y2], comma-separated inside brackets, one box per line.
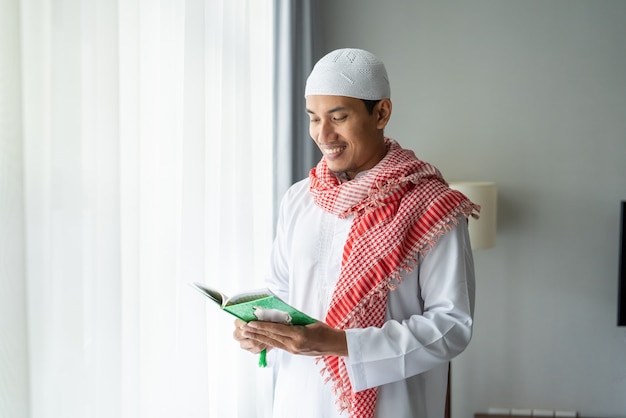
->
[328, 168, 350, 181]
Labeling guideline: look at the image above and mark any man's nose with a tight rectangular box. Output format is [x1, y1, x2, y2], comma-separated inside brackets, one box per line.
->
[316, 120, 335, 143]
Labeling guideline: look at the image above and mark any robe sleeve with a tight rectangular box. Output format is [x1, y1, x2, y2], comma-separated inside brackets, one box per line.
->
[264, 184, 295, 303]
[344, 219, 475, 392]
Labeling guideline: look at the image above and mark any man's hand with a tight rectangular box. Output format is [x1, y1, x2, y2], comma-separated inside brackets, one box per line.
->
[232, 319, 348, 357]
[233, 319, 268, 355]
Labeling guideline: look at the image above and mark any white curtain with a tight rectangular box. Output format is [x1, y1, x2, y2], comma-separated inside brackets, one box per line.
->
[4, 0, 274, 417]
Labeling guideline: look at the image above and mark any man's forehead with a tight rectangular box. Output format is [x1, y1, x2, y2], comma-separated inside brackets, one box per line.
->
[305, 95, 362, 113]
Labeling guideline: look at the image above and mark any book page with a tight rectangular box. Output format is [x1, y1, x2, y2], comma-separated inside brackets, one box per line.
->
[190, 283, 225, 305]
[227, 290, 273, 306]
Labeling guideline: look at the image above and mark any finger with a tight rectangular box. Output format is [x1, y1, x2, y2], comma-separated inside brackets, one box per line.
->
[232, 322, 248, 341]
[238, 338, 266, 354]
[233, 318, 246, 332]
[234, 324, 268, 354]
[243, 323, 306, 353]
[245, 321, 298, 337]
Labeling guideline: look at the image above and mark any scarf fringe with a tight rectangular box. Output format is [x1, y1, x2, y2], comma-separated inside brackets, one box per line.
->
[318, 357, 379, 417]
[319, 359, 359, 415]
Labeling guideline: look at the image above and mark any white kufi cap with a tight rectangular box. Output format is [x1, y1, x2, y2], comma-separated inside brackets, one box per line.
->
[304, 48, 390, 100]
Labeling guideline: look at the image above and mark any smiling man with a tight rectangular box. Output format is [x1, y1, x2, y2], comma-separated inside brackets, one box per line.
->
[234, 48, 478, 418]
[306, 94, 389, 180]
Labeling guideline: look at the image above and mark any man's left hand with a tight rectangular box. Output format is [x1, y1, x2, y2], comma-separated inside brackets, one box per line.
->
[240, 321, 348, 357]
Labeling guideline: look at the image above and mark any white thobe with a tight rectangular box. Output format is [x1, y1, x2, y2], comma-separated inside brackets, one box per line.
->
[264, 177, 475, 418]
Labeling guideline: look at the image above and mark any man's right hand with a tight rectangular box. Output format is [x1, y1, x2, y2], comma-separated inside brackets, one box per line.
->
[233, 318, 270, 355]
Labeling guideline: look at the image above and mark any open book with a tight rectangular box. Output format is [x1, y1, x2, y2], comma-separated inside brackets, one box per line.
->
[191, 282, 317, 367]
[190, 282, 317, 326]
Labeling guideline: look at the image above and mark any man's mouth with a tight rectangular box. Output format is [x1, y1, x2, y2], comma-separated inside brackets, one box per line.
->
[323, 146, 346, 157]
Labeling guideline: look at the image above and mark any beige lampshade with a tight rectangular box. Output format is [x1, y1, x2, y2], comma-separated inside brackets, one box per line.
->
[449, 181, 497, 250]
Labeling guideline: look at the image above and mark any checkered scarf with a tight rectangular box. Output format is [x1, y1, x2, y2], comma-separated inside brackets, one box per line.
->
[309, 138, 478, 417]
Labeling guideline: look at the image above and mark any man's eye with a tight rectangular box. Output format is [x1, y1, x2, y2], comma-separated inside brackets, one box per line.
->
[333, 116, 347, 122]
[310, 118, 320, 123]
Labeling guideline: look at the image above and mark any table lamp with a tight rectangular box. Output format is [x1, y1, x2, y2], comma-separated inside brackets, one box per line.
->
[448, 181, 498, 250]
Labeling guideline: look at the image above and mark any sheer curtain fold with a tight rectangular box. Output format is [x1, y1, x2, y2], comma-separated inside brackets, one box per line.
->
[15, 0, 274, 417]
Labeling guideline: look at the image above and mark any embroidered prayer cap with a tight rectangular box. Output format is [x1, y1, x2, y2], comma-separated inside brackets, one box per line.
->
[304, 48, 390, 100]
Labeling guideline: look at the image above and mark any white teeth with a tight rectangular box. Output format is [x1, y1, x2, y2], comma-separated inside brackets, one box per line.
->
[325, 147, 343, 155]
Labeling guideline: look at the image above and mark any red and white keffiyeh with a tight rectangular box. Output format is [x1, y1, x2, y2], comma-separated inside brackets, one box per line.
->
[309, 138, 478, 418]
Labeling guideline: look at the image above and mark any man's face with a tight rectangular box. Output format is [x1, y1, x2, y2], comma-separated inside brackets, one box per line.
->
[305, 95, 391, 180]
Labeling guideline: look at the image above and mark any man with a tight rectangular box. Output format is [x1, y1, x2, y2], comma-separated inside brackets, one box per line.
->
[234, 48, 477, 418]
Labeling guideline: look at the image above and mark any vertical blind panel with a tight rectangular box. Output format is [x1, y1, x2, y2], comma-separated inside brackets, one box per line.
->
[0, 0, 29, 417]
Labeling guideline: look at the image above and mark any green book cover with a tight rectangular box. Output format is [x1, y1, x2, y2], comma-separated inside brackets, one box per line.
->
[190, 282, 317, 325]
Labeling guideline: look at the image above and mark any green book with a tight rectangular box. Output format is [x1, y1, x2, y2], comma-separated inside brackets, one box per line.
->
[190, 282, 317, 326]
[191, 282, 317, 367]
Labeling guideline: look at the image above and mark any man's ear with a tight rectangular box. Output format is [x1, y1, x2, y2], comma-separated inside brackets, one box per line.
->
[376, 99, 392, 129]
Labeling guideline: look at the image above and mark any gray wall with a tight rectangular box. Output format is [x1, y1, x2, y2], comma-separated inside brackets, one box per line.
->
[317, 1, 626, 417]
